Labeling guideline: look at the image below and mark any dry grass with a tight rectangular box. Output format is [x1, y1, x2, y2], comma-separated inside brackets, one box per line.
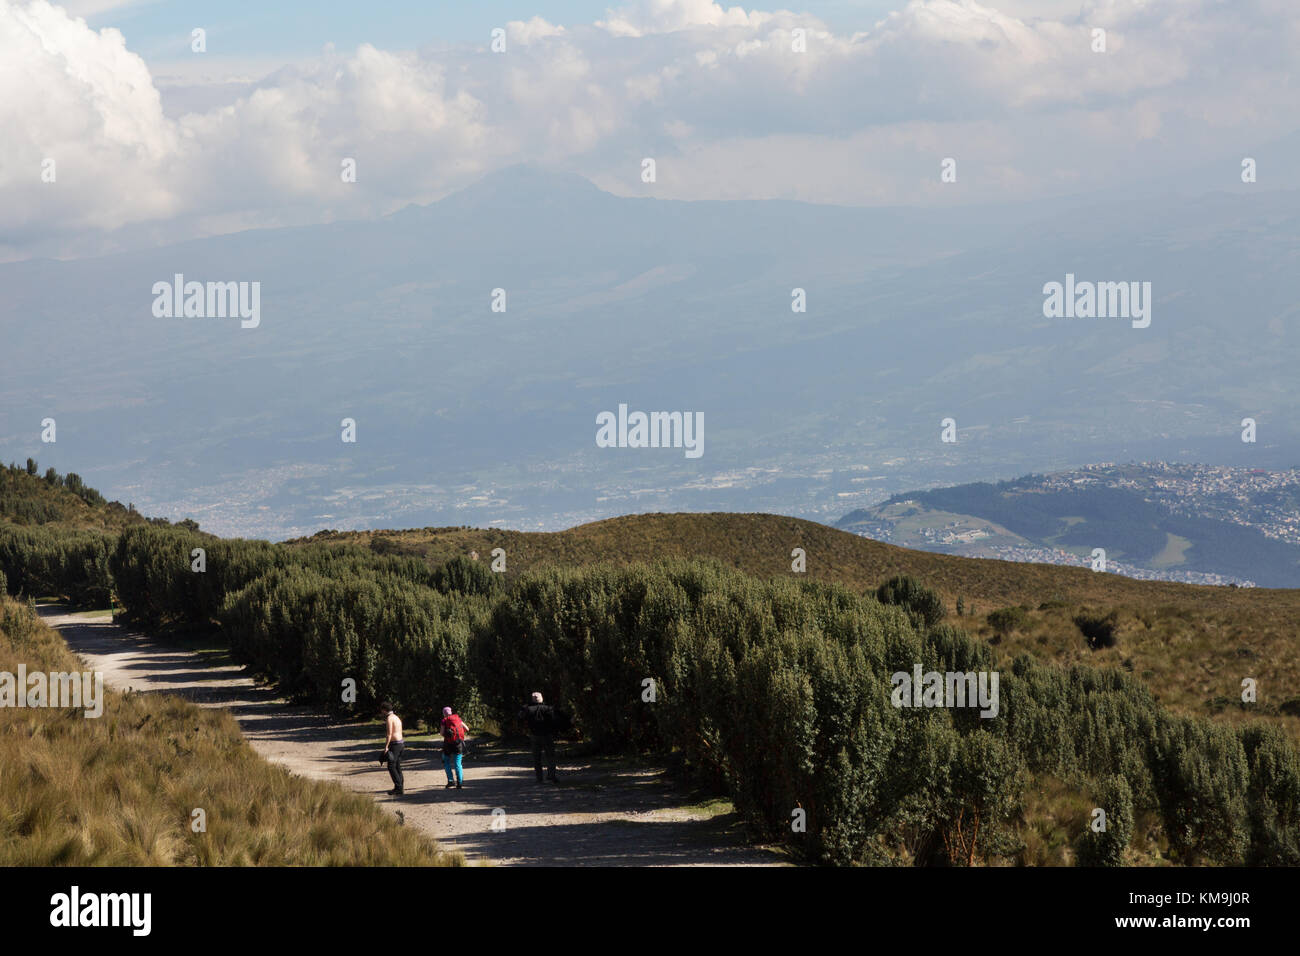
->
[0, 598, 462, 866]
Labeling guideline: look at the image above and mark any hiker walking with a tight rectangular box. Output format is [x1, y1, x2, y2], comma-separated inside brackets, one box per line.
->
[380, 701, 405, 796]
[440, 706, 468, 790]
[518, 691, 560, 783]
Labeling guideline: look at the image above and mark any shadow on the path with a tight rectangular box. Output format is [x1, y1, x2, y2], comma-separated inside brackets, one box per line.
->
[40, 605, 789, 867]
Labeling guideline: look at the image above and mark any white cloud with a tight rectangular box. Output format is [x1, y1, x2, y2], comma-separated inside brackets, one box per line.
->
[0, 0, 180, 237]
[507, 16, 566, 45]
[598, 0, 784, 37]
[2, 0, 1298, 258]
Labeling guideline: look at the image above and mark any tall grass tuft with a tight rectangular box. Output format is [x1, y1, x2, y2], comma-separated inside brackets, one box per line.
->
[0, 597, 462, 867]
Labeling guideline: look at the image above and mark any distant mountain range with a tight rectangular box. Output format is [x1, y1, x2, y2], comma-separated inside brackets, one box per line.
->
[837, 463, 1300, 588]
[3, 167, 1299, 538]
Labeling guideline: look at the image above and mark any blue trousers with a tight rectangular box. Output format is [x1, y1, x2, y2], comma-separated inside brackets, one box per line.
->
[441, 750, 463, 783]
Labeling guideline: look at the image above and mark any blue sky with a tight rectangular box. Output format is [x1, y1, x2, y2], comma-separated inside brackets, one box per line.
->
[90, 0, 906, 58]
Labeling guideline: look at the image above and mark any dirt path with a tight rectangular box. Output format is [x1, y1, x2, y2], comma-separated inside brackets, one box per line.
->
[40, 606, 786, 867]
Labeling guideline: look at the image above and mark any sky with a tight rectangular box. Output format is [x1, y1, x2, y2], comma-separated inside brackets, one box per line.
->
[3, 0, 1298, 260]
[70, 1, 1086, 55]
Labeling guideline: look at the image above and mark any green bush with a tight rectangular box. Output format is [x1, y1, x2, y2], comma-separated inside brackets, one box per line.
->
[474, 560, 1049, 863]
[1240, 725, 1300, 865]
[0, 524, 114, 606]
[220, 565, 486, 726]
[986, 605, 1030, 637]
[1149, 715, 1250, 864]
[876, 575, 946, 629]
[432, 555, 501, 596]
[1075, 775, 1133, 866]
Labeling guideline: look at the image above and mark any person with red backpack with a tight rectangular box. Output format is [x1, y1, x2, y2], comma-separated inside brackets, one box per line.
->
[439, 706, 468, 789]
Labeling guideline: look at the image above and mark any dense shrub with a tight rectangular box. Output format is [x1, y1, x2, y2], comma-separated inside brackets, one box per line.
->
[109, 525, 450, 631]
[1075, 775, 1134, 866]
[432, 555, 501, 596]
[1148, 714, 1250, 864]
[875, 574, 946, 628]
[0, 524, 114, 606]
[1241, 725, 1300, 865]
[986, 605, 1030, 636]
[220, 565, 487, 725]
[477, 561, 1045, 863]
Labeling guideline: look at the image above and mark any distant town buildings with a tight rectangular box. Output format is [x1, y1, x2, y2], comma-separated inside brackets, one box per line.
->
[850, 461, 1287, 588]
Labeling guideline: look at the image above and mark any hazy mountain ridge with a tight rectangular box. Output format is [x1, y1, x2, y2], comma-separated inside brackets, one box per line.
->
[3, 169, 1298, 538]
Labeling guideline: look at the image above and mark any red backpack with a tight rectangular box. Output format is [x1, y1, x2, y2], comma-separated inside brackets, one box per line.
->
[442, 715, 466, 743]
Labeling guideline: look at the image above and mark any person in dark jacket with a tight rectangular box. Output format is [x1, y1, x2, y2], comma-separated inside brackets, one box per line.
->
[517, 691, 560, 783]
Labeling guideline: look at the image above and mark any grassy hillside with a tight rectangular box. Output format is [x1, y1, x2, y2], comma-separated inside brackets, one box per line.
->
[291, 513, 1300, 738]
[0, 463, 200, 605]
[0, 460, 149, 532]
[290, 510, 1294, 609]
[0, 596, 461, 866]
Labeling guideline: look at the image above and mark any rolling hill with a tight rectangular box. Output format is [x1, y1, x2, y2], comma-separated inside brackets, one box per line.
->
[291, 511, 1300, 737]
[836, 465, 1300, 588]
[0, 460, 149, 532]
